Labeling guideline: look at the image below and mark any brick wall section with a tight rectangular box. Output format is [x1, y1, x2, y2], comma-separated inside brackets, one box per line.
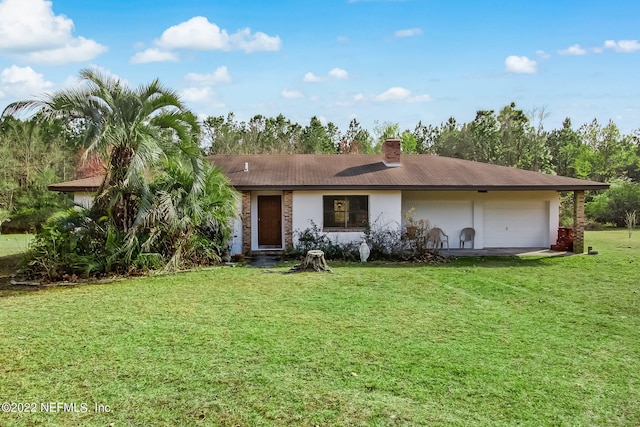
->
[283, 191, 293, 250]
[241, 191, 251, 255]
[573, 190, 585, 253]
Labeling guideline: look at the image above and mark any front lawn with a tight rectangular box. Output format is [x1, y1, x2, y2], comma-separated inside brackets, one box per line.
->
[0, 234, 32, 257]
[0, 234, 32, 292]
[0, 230, 638, 426]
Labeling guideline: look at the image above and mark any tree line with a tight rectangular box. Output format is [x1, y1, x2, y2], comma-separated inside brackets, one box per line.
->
[0, 115, 78, 232]
[203, 103, 640, 184]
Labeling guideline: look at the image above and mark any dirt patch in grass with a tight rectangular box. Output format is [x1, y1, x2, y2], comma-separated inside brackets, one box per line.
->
[0, 254, 31, 296]
[0, 254, 45, 297]
[0, 254, 21, 284]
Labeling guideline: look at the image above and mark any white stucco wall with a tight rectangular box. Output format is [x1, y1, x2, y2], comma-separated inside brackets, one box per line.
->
[292, 190, 402, 246]
[74, 192, 94, 209]
[402, 191, 560, 249]
[73, 187, 560, 253]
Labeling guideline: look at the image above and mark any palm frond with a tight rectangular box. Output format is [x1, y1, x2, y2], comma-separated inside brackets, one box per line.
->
[1, 100, 45, 118]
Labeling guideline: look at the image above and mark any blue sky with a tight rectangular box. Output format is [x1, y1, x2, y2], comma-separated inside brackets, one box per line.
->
[1, 0, 639, 134]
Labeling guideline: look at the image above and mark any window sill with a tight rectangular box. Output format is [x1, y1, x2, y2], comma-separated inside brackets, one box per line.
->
[323, 227, 367, 233]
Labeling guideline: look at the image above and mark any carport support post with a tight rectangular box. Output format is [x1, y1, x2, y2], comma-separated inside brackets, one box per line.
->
[573, 190, 585, 254]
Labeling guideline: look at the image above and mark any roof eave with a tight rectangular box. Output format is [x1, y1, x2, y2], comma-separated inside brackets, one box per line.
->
[48, 182, 609, 193]
[232, 184, 610, 191]
[47, 185, 99, 193]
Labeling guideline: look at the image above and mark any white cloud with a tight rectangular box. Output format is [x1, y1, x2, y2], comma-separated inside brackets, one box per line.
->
[394, 28, 423, 38]
[0, 0, 106, 64]
[303, 68, 349, 83]
[353, 93, 365, 102]
[375, 87, 410, 102]
[281, 89, 303, 99]
[303, 72, 324, 83]
[0, 0, 72, 51]
[504, 55, 537, 74]
[181, 86, 212, 103]
[558, 44, 587, 56]
[184, 66, 232, 85]
[132, 16, 281, 62]
[229, 28, 281, 53]
[156, 17, 231, 51]
[22, 37, 107, 65]
[375, 86, 411, 101]
[0, 65, 54, 99]
[180, 67, 231, 107]
[130, 48, 179, 64]
[328, 67, 349, 79]
[180, 87, 226, 109]
[536, 50, 551, 59]
[604, 39, 640, 53]
[374, 87, 431, 103]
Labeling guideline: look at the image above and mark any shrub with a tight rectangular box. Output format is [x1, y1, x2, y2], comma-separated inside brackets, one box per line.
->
[21, 208, 127, 280]
[291, 217, 439, 262]
[290, 221, 360, 261]
[586, 179, 640, 227]
[133, 252, 165, 271]
[363, 219, 409, 260]
[292, 221, 330, 254]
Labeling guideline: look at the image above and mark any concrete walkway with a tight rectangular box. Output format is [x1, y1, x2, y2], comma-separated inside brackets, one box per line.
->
[248, 255, 282, 267]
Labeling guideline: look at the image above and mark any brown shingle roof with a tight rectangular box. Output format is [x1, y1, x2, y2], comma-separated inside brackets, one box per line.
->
[48, 154, 609, 193]
[48, 176, 103, 192]
[208, 154, 609, 191]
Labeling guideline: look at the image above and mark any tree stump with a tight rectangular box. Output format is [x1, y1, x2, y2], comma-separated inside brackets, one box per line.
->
[290, 250, 332, 273]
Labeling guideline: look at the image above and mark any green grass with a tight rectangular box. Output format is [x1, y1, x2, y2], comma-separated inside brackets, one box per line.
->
[0, 235, 33, 292]
[0, 230, 639, 426]
[0, 234, 32, 257]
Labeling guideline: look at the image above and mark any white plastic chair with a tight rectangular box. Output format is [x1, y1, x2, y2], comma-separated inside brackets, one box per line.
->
[427, 227, 449, 250]
[459, 227, 475, 249]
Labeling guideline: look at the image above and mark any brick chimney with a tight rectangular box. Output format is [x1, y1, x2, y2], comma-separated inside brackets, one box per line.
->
[382, 138, 401, 167]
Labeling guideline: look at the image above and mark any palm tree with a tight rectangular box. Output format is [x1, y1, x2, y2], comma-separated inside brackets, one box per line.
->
[3, 68, 239, 274]
[131, 159, 239, 270]
[3, 67, 203, 232]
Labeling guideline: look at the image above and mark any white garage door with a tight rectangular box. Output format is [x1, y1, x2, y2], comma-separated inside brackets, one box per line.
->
[484, 202, 548, 248]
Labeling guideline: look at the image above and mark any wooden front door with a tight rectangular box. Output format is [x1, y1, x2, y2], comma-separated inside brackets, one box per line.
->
[258, 195, 282, 247]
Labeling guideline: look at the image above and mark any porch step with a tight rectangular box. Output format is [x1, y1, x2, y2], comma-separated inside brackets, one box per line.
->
[251, 250, 285, 256]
